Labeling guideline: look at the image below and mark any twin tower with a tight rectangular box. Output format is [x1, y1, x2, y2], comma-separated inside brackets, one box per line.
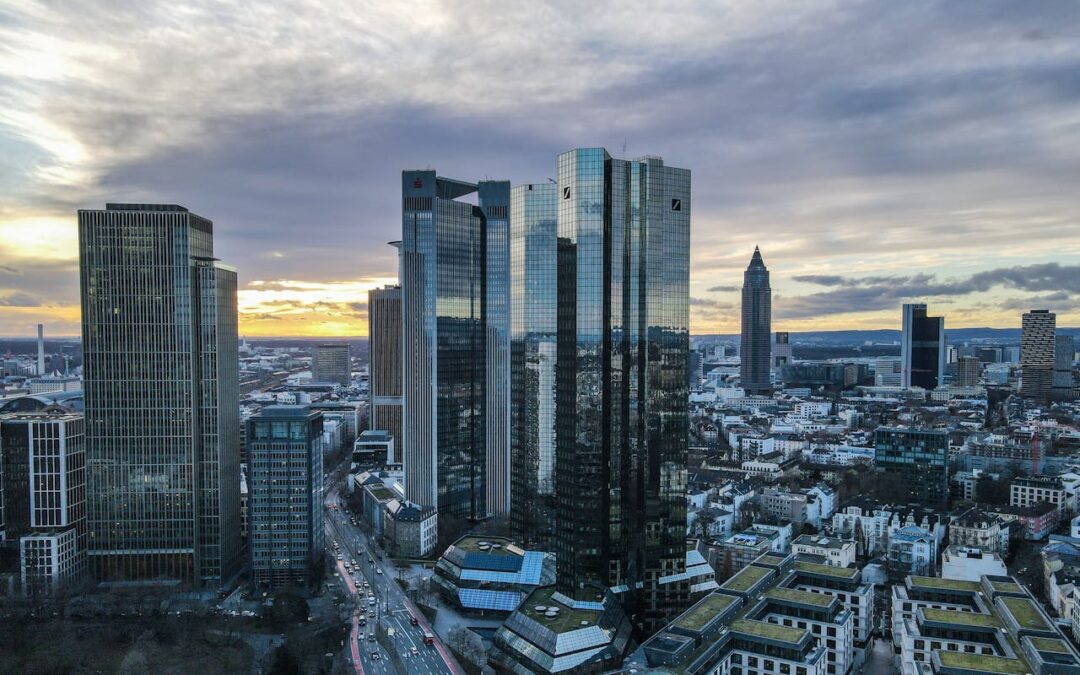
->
[399, 147, 691, 625]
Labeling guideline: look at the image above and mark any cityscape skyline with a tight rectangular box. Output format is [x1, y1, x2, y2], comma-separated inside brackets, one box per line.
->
[3, 3, 1080, 337]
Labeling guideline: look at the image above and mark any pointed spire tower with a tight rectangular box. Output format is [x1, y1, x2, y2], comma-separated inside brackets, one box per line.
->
[740, 246, 772, 394]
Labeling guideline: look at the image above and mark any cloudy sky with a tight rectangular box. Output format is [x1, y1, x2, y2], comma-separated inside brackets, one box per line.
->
[1, 0, 1078, 337]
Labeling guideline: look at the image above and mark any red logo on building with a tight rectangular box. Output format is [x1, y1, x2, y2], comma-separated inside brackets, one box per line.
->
[413, 177, 423, 189]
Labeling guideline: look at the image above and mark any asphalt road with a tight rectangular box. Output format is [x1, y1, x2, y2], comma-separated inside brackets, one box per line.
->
[323, 474, 461, 675]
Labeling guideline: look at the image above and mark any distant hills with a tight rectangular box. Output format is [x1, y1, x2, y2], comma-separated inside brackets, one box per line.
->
[695, 327, 1080, 345]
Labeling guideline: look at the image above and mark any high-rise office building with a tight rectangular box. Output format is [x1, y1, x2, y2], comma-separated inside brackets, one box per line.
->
[482, 182, 512, 518]
[874, 427, 949, 510]
[78, 203, 241, 588]
[1, 408, 87, 591]
[247, 406, 324, 589]
[1021, 309, 1056, 400]
[368, 284, 403, 462]
[311, 343, 350, 386]
[772, 331, 792, 382]
[1054, 334, 1075, 395]
[956, 355, 982, 387]
[509, 182, 558, 549]
[555, 148, 690, 632]
[400, 172, 509, 522]
[740, 247, 772, 394]
[900, 303, 945, 389]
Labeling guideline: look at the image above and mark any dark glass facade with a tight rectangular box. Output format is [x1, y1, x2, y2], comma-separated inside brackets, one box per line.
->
[78, 203, 241, 588]
[247, 406, 323, 589]
[509, 183, 558, 549]
[554, 149, 690, 633]
[901, 303, 945, 389]
[401, 173, 509, 522]
[874, 427, 949, 509]
[740, 247, 772, 394]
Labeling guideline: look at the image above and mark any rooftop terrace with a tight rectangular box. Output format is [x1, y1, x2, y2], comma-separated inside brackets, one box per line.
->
[519, 587, 599, 634]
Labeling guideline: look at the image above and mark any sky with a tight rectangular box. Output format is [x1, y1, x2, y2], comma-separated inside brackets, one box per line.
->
[1, 0, 1078, 337]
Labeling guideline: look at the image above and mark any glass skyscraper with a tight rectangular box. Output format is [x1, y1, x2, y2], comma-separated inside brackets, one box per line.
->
[400, 173, 510, 522]
[247, 406, 324, 590]
[78, 203, 241, 588]
[901, 303, 945, 389]
[740, 247, 772, 394]
[1021, 309, 1056, 400]
[368, 284, 403, 463]
[509, 182, 558, 549]
[554, 149, 690, 633]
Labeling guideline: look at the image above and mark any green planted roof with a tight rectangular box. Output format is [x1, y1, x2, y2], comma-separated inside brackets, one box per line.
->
[730, 619, 807, 645]
[793, 561, 858, 579]
[1029, 636, 1071, 654]
[1001, 596, 1050, 631]
[990, 580, 1023, 594]
[722, 564, 771, 593]
[910, 576, 981, 593]
[765, 587, 834, 608]
[674, 593, 738, 632]
[921, 608, 1000, 629]
[937, 652, 1029, 674]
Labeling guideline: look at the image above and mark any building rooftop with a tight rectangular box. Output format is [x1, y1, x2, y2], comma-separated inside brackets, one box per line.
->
[518, 587, 600, 634]
[909, 575, 981, 593]
[764, 586, 834, 609]
[794, 560, 859, 580]
[730, 618, 807, 645]
[921, 608, 1000, 629]
[1000, 596, 1051, 632]
[722, 564, 771, 593]
[937, 652, 1030, 674]
[672, 593, 738, 632]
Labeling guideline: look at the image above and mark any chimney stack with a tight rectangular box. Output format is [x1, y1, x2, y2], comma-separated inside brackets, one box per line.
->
[37, 323, 45, 375]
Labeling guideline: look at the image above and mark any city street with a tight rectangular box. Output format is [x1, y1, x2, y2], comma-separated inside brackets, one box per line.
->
[323, 470, 462, 675]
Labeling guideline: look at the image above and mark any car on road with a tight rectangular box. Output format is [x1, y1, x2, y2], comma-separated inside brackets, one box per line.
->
[336, 554, 343, 561]
[410, 616, 419, 626]
[368, 633, 376, 642]
[359, 618, 366, 626]
[376, 568, 383, 575]
[368, 610, 375, 617]
[370, 652, 380, 661]
[410, 647, 419, 657]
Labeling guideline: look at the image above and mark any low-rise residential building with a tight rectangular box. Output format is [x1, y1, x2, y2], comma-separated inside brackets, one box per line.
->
[791, 535, 856, 568]
[989, 501, 1061, 541]
[1011, 475, 1076, 515]
[949, 507, 1010, 556]
[941, 546, 1007, 582]
[618, 553, 856, 675]
[892, 573, 1080, 675]
[383, 500, 437, 557]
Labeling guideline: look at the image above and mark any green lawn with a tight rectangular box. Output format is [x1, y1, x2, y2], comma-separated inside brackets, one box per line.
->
[936, 651, 1030, 674]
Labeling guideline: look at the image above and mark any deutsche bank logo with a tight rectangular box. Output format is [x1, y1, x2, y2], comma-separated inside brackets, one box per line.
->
[671, 198, 682, 211]
[562, 187, 571, 200]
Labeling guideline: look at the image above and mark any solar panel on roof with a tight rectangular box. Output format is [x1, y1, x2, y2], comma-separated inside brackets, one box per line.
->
[458, 588, 520, 612]
[463, 552, 522, 572]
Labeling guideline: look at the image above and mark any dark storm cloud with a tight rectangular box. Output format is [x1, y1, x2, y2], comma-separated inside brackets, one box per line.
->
[707, 285, 739, 293]
[0, 291, 43, 307]
[782, 263, 1080, 318]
